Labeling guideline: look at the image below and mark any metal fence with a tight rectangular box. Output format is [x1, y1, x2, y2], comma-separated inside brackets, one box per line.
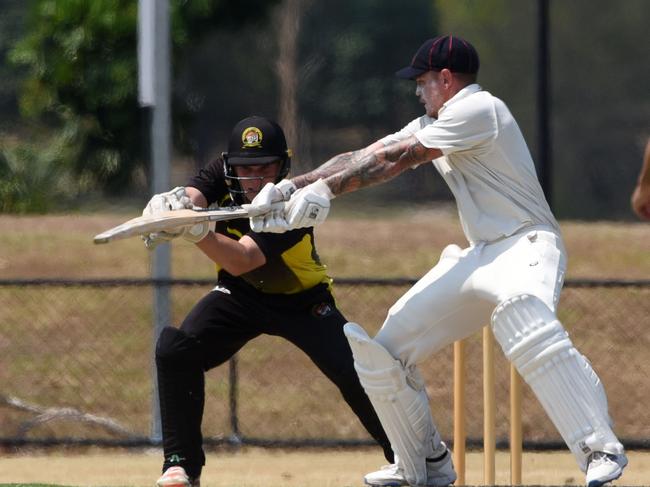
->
[1, 278, 649, 450]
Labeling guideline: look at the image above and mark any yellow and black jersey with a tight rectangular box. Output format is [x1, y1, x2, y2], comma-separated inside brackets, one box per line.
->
[186, 158, 332, 295]
[214, 217, 331, 294]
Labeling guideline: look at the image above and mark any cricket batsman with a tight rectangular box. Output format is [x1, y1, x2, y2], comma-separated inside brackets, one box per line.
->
[246, 36, 628, 487]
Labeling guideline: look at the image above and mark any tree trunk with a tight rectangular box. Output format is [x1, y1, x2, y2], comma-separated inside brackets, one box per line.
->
[275, 0, 311, 175]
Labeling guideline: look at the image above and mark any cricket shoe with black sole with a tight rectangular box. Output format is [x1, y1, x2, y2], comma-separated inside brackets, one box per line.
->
[364, 448, 456, 487]
[585, 451, 627, 487]
[156, 466, 200, 487]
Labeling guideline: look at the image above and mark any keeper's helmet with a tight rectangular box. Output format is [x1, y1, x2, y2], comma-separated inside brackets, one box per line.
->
[222, 115, 291, 204]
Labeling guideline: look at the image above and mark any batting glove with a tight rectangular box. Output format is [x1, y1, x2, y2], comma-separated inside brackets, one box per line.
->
[181, 222, 211, 243]
[244, 179, 297, 217]
[143, 186, 193, 214]
[285, 179, 334, 229]
[249, 208, 290, 233]
[142, 186, 195, 249]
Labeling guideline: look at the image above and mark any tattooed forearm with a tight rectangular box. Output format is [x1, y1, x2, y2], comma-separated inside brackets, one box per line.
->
[324, 152, 389, 195]
[385, 139, 432, 165]
[323, 137, 439, 196]
[292, 150, 365, 188]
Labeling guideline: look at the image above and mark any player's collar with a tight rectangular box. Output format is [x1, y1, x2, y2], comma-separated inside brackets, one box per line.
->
[439, 83, 482, 115]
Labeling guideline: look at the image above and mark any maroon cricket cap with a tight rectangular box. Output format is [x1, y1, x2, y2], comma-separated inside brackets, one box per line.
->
[396, 35, 480, 80]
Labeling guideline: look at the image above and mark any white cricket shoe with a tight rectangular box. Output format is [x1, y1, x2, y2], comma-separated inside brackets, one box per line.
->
[364, 449, 456, 487]
[156, 466, 200, 487]
[585, 452, 628, 487]
[364, 463, 408, 487]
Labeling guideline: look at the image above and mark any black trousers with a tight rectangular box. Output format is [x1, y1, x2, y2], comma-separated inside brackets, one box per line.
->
[155, 280, 393, 478]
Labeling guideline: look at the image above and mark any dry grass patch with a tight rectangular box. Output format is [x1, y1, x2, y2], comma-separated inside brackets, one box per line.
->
[1, 209, 648, 280]
[1, 448, 649, 486]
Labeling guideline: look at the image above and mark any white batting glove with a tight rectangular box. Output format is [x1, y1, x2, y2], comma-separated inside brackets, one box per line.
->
[285, 179, 334, 229]
[143, 223, 209, 248]
[244, 179, 297, 217]
[249, 209, 290, 233]
[181, 222, 211, 243]
[142, 187, 195, 249]
[143, 186, 193, 215]
[142, 230, 181, 249]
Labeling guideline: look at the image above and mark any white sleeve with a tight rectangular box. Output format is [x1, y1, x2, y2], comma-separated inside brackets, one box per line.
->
[379, 116, 430, 146]
[414, 98, 497, 155]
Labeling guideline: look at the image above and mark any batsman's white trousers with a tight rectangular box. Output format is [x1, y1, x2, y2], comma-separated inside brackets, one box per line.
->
[375, 225, 565, 364]
[374, 224, 624, 470]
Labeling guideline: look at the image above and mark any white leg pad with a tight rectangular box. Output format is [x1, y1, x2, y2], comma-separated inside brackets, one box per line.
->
[344, 322, 442, 486]
[491, 294, 624, 471]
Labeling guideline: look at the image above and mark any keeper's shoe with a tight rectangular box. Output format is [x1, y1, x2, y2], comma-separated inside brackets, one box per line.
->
[363, 463, 408, 487]
[364, 448, 456, 487]
[156, 466, 200, 487]
[585, 452, 627, 487]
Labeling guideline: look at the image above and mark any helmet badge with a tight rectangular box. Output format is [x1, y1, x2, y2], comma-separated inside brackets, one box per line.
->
[241, 127, 263, 148]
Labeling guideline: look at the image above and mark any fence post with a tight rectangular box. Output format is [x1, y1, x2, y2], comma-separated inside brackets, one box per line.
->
[143, 0, 172, 444]
[229, 356, 241, 445]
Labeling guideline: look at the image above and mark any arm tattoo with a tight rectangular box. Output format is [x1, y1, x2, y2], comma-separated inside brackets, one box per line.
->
[386, 140, 431, 165]
[325, 138, 436, 196]
[292, 150, 365, 189]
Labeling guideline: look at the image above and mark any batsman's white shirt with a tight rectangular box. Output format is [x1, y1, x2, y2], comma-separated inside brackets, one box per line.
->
[377, 84, 567, 366]
[381, 84, 560, 245]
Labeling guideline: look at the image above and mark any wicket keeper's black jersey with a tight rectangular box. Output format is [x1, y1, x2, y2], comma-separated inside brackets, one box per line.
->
[186, 158, 331, 295]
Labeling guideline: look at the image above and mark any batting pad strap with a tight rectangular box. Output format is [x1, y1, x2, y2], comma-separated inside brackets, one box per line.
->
[344, 322, 440, 486]
[491, 295, 624, 471]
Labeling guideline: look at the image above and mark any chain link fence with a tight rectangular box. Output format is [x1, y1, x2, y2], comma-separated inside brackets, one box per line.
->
[1, 278, 649, 450]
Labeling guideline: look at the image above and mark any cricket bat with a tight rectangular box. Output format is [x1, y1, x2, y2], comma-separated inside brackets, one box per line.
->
[93, 206, 248, 244]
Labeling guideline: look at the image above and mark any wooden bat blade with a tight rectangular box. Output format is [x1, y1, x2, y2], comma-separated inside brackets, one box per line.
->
[93, 207, 248, 244]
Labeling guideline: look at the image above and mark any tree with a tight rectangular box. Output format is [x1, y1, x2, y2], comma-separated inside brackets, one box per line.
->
[433, 0, 650, 219]
[294, 0, 445, 201]
[8, 0, 280, 201]
[0, 0, 29, 130]
[298, 0, 436, 130]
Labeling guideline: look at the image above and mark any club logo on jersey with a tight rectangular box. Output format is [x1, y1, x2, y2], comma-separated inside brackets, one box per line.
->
[241, 126, 263, 148]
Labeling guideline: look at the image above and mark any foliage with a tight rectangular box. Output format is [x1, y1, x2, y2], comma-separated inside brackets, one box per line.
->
[8, 0, 648, 217]
[162, 0, 438, 172]
[9, 0, 140, 197]
[433, 0, 650, 219]
[7, 0, 281, 209]
[298, 0, 436, 129]
[0, 0, 29, 129]
[0, 133, 78, 213]
[290, 0, 443, 201]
